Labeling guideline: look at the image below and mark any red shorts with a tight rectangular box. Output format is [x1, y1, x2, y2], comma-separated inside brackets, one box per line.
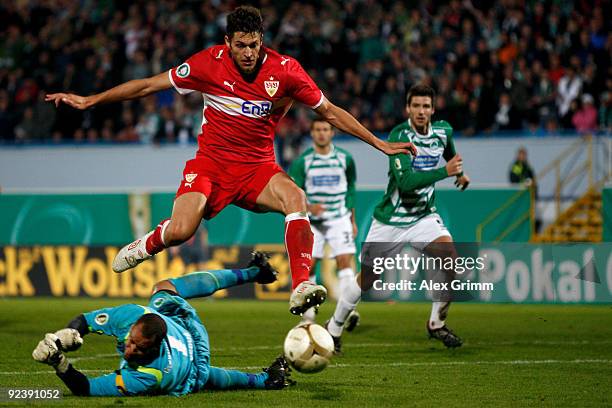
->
[176, 156, 284, 220]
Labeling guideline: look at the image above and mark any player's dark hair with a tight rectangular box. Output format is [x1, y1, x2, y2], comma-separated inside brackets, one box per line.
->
[407, 84, 436, 106]
[311, 118, 333, 130]
[135, 314, 167, 349]
[226, 6, 264, 38]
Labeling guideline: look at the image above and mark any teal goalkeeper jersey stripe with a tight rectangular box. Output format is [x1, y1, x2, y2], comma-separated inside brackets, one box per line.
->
[374, 120, 455, 226]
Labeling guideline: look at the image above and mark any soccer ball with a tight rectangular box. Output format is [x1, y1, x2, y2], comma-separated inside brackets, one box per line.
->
[283, 323, 334, 374]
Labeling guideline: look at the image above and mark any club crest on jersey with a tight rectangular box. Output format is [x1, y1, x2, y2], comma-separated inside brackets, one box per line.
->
[185, 173, 197, 183]
[95, 313, 109, 325]
[264, 78, 279, 97]
[177, 63, 190, 78]
[394, 158, 402, 170]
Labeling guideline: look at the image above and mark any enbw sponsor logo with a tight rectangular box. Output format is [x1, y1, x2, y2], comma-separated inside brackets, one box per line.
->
[241, 101, 271, 117]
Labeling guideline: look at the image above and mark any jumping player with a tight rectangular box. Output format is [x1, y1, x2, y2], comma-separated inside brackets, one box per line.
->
[324, 84, 470, 351]
[45, 6, 416, 315]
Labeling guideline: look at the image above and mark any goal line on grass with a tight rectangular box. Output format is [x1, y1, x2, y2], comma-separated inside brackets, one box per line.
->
[3, 359, 611, 376]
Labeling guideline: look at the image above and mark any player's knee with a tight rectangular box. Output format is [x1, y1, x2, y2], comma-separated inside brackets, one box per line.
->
[284, 187, 307, 213]
[165, 220, 197, 244]
[336, 255, 353, 270]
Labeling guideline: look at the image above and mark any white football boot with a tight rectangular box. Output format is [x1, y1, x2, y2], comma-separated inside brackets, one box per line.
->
[289, 281, 327, 315]
[112, 231, 154, 273]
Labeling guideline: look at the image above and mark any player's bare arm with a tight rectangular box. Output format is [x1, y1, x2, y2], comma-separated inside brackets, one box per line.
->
[445, 154, 470, 190]
[314, 98, 417, 156]
[446, 154, 463, 177]
[45, 71, 172, 109]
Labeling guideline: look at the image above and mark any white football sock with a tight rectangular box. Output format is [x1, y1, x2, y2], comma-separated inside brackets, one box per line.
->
[337, 267, 355, 295]
[328, 276, 361, 337]
[429, 301, 449, 330]
[302, 307, 317, 323]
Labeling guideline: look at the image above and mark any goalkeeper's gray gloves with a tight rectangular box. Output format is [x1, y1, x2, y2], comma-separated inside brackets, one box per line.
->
[32, 333, 70, 373]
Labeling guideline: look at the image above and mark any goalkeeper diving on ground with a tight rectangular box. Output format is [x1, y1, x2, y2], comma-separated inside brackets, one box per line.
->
[31, 252, 293, 396]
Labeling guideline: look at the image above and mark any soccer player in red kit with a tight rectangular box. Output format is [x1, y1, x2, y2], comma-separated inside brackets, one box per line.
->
[46, 6, 416, 315]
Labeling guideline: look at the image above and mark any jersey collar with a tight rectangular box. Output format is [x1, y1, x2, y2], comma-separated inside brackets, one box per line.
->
[407, 119, 432, 137]
[313, 143, 335, 158]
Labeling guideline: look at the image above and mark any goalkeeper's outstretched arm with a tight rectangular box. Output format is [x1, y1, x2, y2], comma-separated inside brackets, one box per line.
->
[66, 314, 89, 338]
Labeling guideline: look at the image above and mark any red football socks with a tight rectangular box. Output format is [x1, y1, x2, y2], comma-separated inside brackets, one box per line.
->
[284, 213, 313, 289]
[145, 219, 170, 255]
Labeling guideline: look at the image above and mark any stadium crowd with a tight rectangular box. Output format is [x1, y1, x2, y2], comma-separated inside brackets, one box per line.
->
[0, 0, 610, 157]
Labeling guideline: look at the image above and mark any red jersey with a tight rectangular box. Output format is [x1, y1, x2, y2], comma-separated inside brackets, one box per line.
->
[169, 45, 324, 164]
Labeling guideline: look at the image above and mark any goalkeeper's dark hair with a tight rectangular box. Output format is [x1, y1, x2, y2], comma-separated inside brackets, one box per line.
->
[226, 6, 264, 38]
[135, 314, 167, 349]
[407, 84, 436, 105]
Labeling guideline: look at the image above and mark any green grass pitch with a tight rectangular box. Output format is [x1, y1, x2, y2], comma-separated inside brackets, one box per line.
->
[1, 298, 611, 407]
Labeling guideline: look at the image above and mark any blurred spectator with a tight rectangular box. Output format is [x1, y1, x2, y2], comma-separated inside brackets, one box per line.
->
[556, 66, 583, 118]
[494, 93, 521, 131]
[0, 0, 609, 144]
[116, 110, 138, 142]
[509, 147, 535, 185]
[14, 107, 37, 142]
[32, 91, 55, 138]
[135, 97, 162, 144]
[0, 90, 16, 141]
[572, 94, 598, 133]
[600, 88, 612, 132]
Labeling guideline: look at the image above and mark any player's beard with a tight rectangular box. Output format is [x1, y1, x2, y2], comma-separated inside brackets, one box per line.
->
[412, 120, 429, 135]
[235, 53, 264, 83]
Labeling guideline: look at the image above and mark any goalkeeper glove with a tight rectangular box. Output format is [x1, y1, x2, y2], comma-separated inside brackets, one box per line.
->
[32, 333, 69, 373]
[54, 328, 83, 352]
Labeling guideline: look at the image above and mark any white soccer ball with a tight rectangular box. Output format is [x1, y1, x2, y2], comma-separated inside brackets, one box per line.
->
[283, 323, 334, 374]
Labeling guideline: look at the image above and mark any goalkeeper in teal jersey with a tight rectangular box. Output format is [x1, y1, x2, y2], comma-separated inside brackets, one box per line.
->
[288, 119, 361, 349]
[325, 84, 470, 350]
[32, 252, 292, 396]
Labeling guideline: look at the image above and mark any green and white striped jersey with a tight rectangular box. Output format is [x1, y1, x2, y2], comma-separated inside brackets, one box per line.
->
[289, 144, 356, 222]
[374, 119, 457, 226]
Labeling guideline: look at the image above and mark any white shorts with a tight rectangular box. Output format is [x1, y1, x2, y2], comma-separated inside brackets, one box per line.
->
[311, 214, 356, 259]
[365, 213, 451, 251]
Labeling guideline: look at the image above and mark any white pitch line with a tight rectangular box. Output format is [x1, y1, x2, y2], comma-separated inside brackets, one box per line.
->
[7, 339, 612, 363]
[70, 354, 117, 362]
[2, 359, 611, 376]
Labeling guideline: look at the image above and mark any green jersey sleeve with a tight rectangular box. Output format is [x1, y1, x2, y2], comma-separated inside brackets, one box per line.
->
[288, 155, 306, 188]
[390, 154, 449, 192]
[440, 121, 463, 176]
[387, 124, 449, 192]
[345, 154, 356, 209]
